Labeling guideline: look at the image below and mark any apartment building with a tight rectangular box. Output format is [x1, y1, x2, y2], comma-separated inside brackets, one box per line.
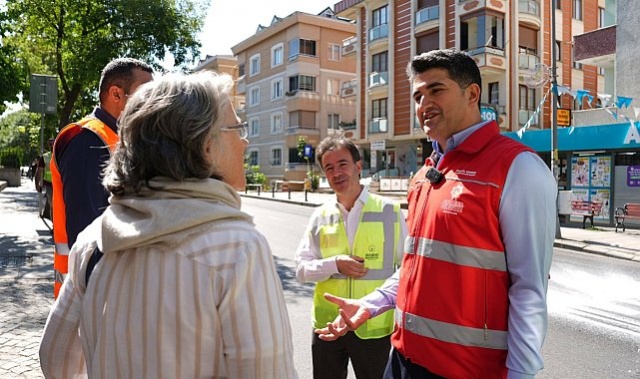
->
[193, 55, 245, 116]
[332, 0, 610, 178]
[231, 8, 357, 182]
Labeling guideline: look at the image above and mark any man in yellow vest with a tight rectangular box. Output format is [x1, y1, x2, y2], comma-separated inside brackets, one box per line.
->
[295, 134, 407, 379]
[35, 137, 55, 220]
[50, 58, 153, 298]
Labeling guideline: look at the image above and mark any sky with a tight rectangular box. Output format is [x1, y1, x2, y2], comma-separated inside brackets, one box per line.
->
[197, 0, 337, 59]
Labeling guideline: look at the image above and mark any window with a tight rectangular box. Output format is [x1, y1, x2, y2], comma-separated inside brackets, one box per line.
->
[416, 31, 439, 54]
[328, 43, 341, 61]
[247, 149, 259, 166]
[519, 85, 535, 110]
[556, 0, 561, 9]
[271, 44, 284, 67]
[598, 7, 605, 27]
[288, 39, 317, 59]
[372, 6, 388, 28]
[372, 98, 388, 119]
[370, 6, 389, 41]
[460, 14, 505, 51]
[573, 0, 582, 21]
[289, 110, 316, 128]
[372, 51, 388, 74]
[328, 114, 340, 130]
[249, 87, 260, 106]
[489, 82, 499, 105]
[327, 79, 339, 96]
[249, 54, 260, 76]
[289, 147, 314, 164]
[289, 75, 316, 92]
[272, 78, 283, 100]
[555, 40, 562, 61]
[238, 63, 245, 77]
[271, 113, 283, 134]
[249, 118, 260, 137]
[271, 147, 282, 166]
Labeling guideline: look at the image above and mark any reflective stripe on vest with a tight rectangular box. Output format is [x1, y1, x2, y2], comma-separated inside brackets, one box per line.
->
[312, 194, 400, 339]
[395, 307, 508, 350]
[404, 236, 506, 271]
[50, 117, 118, 298]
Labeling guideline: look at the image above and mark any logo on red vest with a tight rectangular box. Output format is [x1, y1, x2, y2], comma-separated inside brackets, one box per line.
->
[441, 183, 464, 214]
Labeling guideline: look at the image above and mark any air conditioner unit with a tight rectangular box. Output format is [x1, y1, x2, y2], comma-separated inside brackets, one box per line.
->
[342, 44, 356, 55]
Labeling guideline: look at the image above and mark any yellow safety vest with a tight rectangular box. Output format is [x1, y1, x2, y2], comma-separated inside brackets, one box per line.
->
[312, 194, 400, 339]
[42, 152, 52, 183]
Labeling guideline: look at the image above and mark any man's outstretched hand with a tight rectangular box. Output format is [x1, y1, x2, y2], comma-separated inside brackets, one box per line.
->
[314, 293, 372, 341]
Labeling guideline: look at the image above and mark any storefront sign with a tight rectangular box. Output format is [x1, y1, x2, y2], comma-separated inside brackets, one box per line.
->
[628, 165, 640, 187]
[481, 106, 497, 122]
[371, 140, 386, 151]
[557, 108, 571, 126]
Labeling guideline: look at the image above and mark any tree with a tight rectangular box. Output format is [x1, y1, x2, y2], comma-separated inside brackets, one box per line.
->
[0, 108, 43, 164]
[0, 0, 208, 128]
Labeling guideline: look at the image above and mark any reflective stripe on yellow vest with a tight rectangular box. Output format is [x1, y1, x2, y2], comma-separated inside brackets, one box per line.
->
[312, 194, 400, 339]
[50, 117, 118, 298]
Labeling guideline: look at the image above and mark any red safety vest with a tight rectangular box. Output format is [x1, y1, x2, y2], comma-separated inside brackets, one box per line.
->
[393, 121, 531, 378]
[50, 117, 118, 298]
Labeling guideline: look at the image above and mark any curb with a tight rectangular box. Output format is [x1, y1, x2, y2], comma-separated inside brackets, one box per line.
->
[0, 181, 7, 192]
[240, 193, 321, 208]
[553, 239, 639, 262]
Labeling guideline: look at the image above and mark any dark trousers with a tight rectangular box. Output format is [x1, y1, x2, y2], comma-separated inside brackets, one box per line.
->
[383, 348, 445, 379]
[312, 330, 391, 379]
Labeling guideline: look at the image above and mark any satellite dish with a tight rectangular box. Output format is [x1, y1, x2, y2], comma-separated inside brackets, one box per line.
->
[524, 63, 550, 88]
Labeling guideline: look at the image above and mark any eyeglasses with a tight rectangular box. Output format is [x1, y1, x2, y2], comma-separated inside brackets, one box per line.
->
[220, 122, 248, 139]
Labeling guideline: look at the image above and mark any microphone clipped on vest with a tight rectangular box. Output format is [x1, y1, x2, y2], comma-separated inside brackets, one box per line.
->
[425, 150, 444, 184]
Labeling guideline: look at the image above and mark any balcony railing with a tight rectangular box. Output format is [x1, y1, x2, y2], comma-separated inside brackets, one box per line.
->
[416, 5, 439, 25]
[518, 0, 540, 17]
[340, 79, 357, 97]
[518, 51, 540, 70]
[342, 36, 357, 55]
[369, 71, 388, 87]
[369, 24, 389, 42]
[369, 118, 388, 133]
[518, 109, 538, 126]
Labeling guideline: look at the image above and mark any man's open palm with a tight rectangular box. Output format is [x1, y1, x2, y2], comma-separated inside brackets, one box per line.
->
[314, 293, 372, 341]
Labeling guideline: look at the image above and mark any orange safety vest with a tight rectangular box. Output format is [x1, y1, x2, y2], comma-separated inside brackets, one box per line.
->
[50, 117, 118, 298]
[393, 121, 531, 378]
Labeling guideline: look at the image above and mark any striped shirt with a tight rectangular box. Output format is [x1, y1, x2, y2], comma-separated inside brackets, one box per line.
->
[40, 218, 297, 378]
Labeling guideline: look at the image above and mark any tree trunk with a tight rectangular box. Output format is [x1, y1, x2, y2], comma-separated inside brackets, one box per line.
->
[58, 84, 83, 130]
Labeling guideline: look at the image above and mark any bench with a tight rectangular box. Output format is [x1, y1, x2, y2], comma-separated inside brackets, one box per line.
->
[245, 183, 262, 195]
[614, 203, 640, 233]
[571, 200, 603, 229]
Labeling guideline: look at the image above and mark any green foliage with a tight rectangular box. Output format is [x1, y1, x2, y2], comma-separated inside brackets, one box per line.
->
[308, 172, 320, 191]
[0, 0, 209, 128]
[0, 147, 22, 168]
[0, 109, 43, 164]
[244, 164, 267, 187]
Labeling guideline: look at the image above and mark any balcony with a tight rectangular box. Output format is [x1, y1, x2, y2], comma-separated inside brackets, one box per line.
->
[518, 0, 541, 28]
[369, 24, 388, 43]
[236, 76, 246, 94]
[518, 50, 540, 70]
[369, 118, 388, 134]
[340, 79, 357, 97]
[574, 25, 616, 67]
[416, 5, 439, 25]
[342, 36, 357, 56]
[466, 47, 506, 74]
[457, 0, 506, 18]
[518, 109, 539, 127]
[369, 71, 388, 87]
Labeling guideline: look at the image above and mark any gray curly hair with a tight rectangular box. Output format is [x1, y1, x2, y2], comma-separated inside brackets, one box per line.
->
[103, 71, 234, 196]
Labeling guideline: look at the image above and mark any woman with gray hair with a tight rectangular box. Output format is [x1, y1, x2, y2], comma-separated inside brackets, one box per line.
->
[39, 72, 297, 378]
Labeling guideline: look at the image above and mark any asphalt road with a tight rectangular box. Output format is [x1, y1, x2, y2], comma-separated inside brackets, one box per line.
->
[243, 197, 640, 379]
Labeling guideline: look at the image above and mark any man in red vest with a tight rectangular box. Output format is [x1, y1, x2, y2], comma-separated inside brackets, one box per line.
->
[50, 58, 153, 298]
[316, 49, 556, 378]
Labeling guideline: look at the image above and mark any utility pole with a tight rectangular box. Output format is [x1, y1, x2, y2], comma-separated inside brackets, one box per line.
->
[550, 0, 562, 238]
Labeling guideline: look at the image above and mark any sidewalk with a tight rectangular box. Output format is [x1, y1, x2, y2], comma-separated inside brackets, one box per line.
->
[240, 188, 640, 262]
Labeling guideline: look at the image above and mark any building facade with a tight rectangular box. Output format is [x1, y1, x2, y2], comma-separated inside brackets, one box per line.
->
[332, 0, 613, 179]
[193, 55, 245, 117]
[231, 8, 357, 182]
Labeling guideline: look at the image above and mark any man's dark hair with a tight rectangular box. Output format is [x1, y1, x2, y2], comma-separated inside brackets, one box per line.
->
[406, 49, 482, 108]
[316, 134, 361, 170]
[98, 58, 153, 104]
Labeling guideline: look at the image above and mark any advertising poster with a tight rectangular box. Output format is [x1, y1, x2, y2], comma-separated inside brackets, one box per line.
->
[590, 156, 611, 188]
[628, 165, 640, 187]
[590, 188, 611, 220]
[571, 157, 589, 187]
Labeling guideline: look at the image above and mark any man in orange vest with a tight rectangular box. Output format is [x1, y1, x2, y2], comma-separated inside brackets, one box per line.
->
[50, 58, 153, 298]
[315, 49, 556, 378]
